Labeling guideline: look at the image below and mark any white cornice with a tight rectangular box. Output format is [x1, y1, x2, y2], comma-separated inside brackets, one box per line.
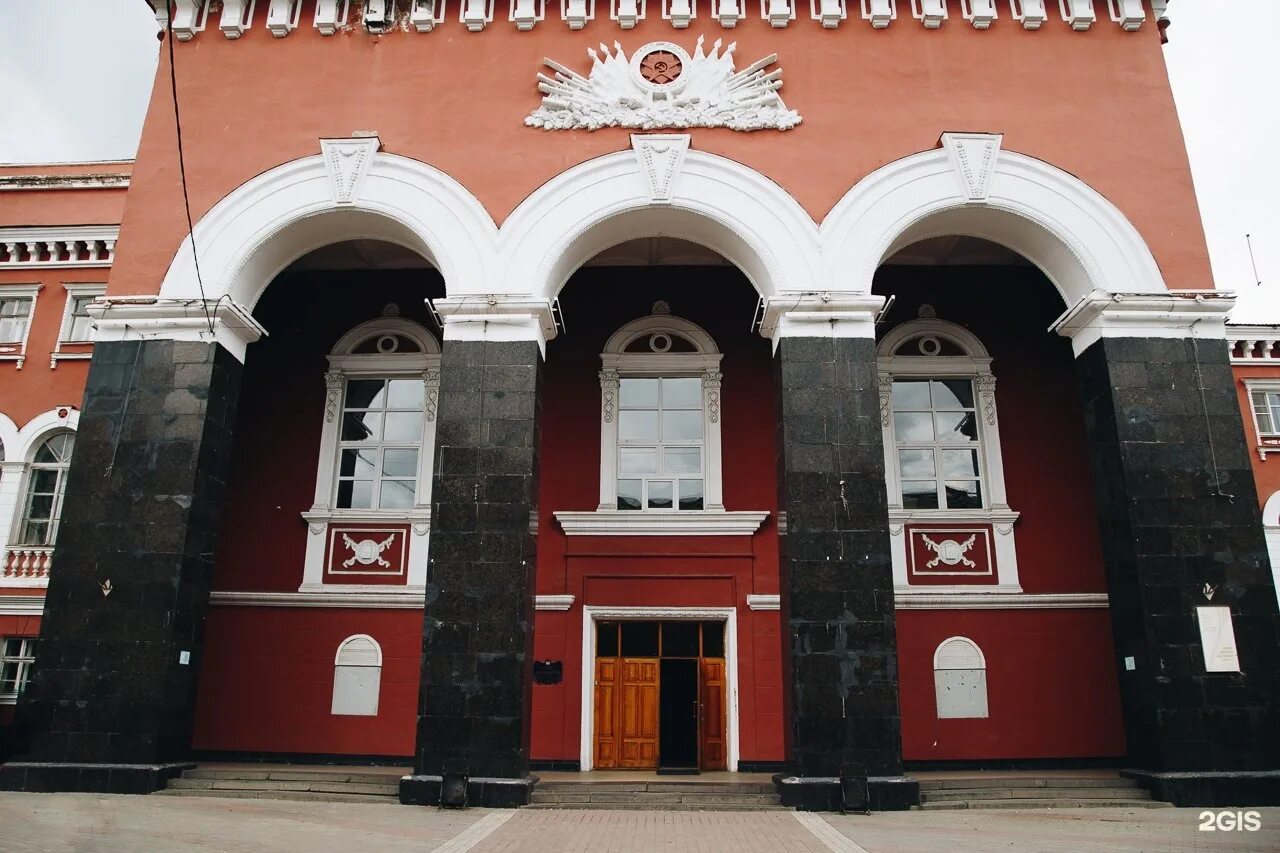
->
[0, 594, 45, 615]
[210, 589, 425, 609]
[1050, 290, 1235, 357]
[535, 594, 575, 611]
[431, 295, 559, 354]
[746, 594, 780, 611]
[895, 591, 1108, 610]
[758, 293, 886, 345]
[87, 297, 267, 363]
[554, 510, 769, 536]
[0, 174, 129, 192]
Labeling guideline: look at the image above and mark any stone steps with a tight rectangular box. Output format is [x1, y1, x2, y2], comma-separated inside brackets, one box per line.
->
[918, 798, 1172, 810]
[530, 780, 786, 811]
[154, 767, 402, 804]
[915, 776, 1169, 810]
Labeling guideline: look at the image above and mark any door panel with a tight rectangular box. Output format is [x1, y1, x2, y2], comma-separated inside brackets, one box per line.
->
[699, 658, 727, 770]
[619, 657, 659, 768]
[594, 657, 619, 769]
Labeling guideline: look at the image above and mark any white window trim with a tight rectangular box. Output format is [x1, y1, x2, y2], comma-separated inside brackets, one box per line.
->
[50, 282, 106, 368]
[1242, 379, 1280, 461]
[555, 309, 768, 537]
[0, 408, 78, 590]
[878, 318, 1021, 593]
[0, 284, 42, 371]
[0, 635, 38, 704]
[300, 317, 440, 594]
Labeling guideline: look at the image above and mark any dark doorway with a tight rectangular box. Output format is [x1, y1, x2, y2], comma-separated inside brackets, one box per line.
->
[659, 658, 699, 771]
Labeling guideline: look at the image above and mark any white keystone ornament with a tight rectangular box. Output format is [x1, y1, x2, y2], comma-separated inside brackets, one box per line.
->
[527, 36, 801, 131]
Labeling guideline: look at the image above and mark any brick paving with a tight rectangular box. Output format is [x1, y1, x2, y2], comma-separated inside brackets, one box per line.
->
[0, 793, 1278, 852]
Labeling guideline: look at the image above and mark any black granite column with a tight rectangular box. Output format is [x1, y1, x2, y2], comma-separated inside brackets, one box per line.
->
[0, 340, 242, 794]
[400, 339, 541, 807]
[772, 336, 915, 812]
[1077, 337, 1280, 806]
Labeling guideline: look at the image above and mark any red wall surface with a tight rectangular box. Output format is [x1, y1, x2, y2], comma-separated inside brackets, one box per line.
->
[1233, 362, 1280, 513]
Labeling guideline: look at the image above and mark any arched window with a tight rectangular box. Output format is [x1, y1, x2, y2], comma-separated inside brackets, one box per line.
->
[878, 309, 1021, 592]
[933, 636, 988, 719]
[331, 634, 382, 717]
[300, 310, 441, 594]
[598, 303, 724, 515]
[18, 432, 74, 547]
[1263, 491, 1280, 611]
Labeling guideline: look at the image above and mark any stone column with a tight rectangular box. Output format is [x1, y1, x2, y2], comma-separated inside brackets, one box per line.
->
[762, 296, 916, 812]
[400, 298, 553, 808]
[0, 301, 259, 794]
[1059, 295, 1280, 806]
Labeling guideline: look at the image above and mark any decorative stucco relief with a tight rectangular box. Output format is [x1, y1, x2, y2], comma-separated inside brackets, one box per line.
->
[526, 37, 801, 132]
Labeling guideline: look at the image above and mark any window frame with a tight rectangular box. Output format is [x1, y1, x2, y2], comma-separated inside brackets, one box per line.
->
[596, 311, 725, 514]
[16, 431, 75, 548]
[1244, 379, 1280, 460]
[878, 317, 1021, 593]
[0, 636, 37, 703]
[300, 317, 441, 594]
[51, 283, 106, 368]
[0, 284, 41, 371]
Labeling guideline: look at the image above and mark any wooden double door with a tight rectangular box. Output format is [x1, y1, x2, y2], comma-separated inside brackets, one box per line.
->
[593, 620, 727, 771]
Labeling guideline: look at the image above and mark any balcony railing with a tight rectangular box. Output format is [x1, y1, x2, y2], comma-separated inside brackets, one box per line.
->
[2, 546, 52, 582]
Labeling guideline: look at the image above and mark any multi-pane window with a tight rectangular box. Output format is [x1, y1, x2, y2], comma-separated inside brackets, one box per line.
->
[891, 379, 982, 510]
[19, 432, 74, 546]
[1251, 390, 1280, 438]
[336, 378, 424, 510]
[65, 294, 96, 341]
[616, 376, 705, 511]
[0, 296, 32, 344]
[0, 637, 37, 700]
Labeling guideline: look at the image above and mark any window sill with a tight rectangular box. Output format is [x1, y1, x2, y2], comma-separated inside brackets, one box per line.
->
[554, 510, 769, 536]
[0, 352, 27, 370]
[302, 508, 430, 535]
[888, 507, 1019, 530]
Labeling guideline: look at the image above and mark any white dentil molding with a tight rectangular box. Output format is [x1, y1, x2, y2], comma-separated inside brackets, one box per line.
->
[87, 297, 266, 363]
[0, 226, 119, 269]
[1050, 290, 1235, 357]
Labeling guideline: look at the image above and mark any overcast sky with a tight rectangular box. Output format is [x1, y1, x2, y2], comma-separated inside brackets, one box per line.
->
[1, 1, 1277, 317]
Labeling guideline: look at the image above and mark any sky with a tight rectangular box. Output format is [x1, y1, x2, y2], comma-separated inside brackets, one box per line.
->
[1, 1, 1277, 319]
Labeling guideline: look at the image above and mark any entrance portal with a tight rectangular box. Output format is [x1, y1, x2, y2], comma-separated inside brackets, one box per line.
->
[593, 621, 727, 772]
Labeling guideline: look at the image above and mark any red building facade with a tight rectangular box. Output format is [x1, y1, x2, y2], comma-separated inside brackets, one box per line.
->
[1, 0, 1277, 809]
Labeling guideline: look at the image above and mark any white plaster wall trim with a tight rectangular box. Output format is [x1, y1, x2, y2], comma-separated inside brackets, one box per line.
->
[555, 510, 768, 535]
[87, 298, 266, 364]
[820, 140, 1167, 304]
[501, 147, 820, 302]
[0, 226, 119, 269]
[535, 594, 576, 611]
[894, 591, 1108, 609]
[209, 589, 426, 608]
[157, 149, 498, 318]
[0, 414, 18, 461]
[15, 408, 80, 461]
[746, 593, 779, 610]
[1050, 289, 1234, 357]
[580, 605, 739, 771]
[1263, 491, 1280, 528]
[0, 594, 43, 616]
[0, 174, 130, 192]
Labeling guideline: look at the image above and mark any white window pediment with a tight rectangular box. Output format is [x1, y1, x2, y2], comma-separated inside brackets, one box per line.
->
[555, 303, 767, 537]
[878, 310, 1022, 594]
[300, 311, 440, 595]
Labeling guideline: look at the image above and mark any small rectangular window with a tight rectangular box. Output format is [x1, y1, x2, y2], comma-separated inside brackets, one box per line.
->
[66, 295, 97, 341]
[621, 622, 659, 656]
[0, 297, 32, 345]
[0, 637, 37, 700]
[1253, 390, 1280, 437]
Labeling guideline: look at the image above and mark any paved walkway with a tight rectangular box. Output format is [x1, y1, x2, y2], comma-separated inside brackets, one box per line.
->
[1, 793, 1277, 852]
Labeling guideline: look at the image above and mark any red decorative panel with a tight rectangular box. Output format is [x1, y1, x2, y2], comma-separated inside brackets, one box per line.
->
[323, 524, 409, 584]
[907, 524, 995, 585]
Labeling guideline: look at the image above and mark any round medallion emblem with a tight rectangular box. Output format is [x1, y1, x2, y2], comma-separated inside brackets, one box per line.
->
[638, 50, 683, 85]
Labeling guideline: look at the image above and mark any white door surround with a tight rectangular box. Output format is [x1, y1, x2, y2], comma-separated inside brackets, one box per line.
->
[579, 605, 740, 773]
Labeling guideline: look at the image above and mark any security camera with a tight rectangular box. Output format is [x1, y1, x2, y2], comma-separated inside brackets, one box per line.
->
[364, 0, 395, 32]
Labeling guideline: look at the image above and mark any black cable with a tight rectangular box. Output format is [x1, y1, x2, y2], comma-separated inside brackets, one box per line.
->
[165, 5, 215, 335]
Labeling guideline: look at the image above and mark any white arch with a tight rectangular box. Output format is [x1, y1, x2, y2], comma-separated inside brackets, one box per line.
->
[16, 408, 80, 461]
[0, 413, 17, 462]
[330, 315, 440, 356]
[602, 312, 719, 356]
[877, 317, 990, 361]
[158, 153, 498, 311]
[1263, 491, 1280, 527]
[334, 633, 383, 667]
[497, 149, 821, 301]
[933, 635, 987, 670]
[821, 139, 1168, 304]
